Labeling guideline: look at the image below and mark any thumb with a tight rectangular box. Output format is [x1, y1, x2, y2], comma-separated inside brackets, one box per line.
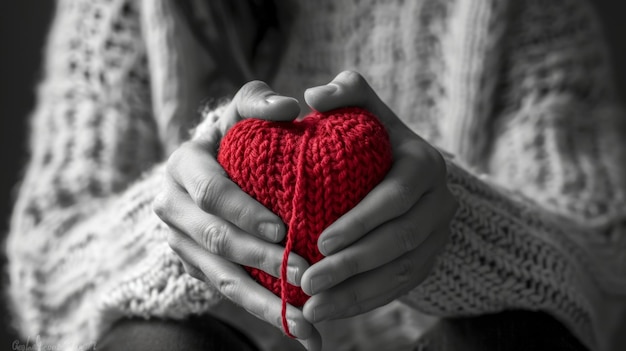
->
[216, 80, 300, 138]
[234, 80, 300, 121]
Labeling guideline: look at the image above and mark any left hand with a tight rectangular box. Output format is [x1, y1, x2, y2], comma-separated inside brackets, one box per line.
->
[300, 71, 458, 323]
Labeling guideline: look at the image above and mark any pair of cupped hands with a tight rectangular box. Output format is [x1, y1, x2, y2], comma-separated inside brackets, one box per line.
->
[154, 71, 458, 350]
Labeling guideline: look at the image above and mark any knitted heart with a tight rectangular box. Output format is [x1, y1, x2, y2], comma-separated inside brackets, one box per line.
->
[217, 107, 392, 334]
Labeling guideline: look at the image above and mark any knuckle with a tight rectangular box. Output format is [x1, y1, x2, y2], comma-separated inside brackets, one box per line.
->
[338, 70, 366, 89]
[393, 223, 418, 252]
[215, 275, 239, 300]
[413, 145, 446, 184]
[396, 257, 414, 285]
[238, 80, 269, 103]
[233, 204, 253, 230]
[202, 222, 229, 254]
[387, 179, 413, 213]
[241, 80, 268, 93]
[338, 254, 360, 277]
[349, 215, 370, 240]
[193, 175, 221, 211]
[250, 245, 274, 275]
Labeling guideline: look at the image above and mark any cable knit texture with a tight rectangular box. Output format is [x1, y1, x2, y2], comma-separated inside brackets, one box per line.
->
[5, 0, 626, 350]
[217, 107, 393, 335]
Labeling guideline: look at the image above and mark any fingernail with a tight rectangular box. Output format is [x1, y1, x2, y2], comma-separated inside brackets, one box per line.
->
[321, 236, 343, 255]
[266, 95, 298, 104]
[288, 319, 297, 335]
[259, 223, 279, 241]
[313, 303, 335, 322]
[310, 275, 332, 294]
[288, 265, 300, 286]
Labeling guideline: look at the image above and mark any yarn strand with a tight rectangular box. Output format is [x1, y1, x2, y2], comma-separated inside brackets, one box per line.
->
[280, 126, 313, 337]
[280, 232, 295, 337]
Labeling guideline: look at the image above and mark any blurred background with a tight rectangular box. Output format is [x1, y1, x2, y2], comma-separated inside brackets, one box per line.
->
[0, 0, 624, 347]
[0, 0, 55, 345]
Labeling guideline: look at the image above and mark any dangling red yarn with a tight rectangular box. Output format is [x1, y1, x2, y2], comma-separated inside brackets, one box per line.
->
[217, 107, 392, 337]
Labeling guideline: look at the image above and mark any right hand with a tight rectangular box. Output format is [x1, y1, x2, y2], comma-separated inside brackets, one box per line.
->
[153, 81, 322, 351]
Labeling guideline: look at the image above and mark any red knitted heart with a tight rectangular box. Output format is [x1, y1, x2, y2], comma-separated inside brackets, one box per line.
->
[217, 107, 392, 334]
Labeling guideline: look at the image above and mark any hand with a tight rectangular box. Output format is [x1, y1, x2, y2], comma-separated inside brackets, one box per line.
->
[300, 71, 458, 323]
[154, 81, 322, 351]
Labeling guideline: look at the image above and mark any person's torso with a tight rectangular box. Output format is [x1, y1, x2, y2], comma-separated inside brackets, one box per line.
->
[271, 0, 445, 145]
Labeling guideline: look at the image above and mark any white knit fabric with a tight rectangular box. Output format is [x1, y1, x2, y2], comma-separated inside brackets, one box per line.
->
[5, 0, 626, 350]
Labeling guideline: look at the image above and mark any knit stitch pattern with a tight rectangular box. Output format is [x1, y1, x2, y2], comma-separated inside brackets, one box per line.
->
[5, 0, 626, 350]
[217, 107, 392, 335]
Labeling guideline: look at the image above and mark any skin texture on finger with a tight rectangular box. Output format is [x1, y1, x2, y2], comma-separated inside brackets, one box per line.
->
[165, 231, 322, 348]
[302, 227, 448, 323]
[163, 142, 286, 242]
[315, 140, 437, 256]
[301, 190, 444, 295]
[160, 189, 308, 285]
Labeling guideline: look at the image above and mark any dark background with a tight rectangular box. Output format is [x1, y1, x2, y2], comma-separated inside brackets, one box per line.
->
[0, 0, 624, 347]
[0, 0, 55, 345]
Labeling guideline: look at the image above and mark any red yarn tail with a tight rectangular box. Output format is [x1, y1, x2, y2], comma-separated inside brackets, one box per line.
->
[280, 234, 295, 337]
[280, 127, 312, 338]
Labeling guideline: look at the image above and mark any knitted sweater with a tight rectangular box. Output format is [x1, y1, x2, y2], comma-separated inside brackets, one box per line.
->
[6, 0, 626, 350]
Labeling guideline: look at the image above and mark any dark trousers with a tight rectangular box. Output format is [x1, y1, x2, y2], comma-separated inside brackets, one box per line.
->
[417, 310, 588, 351]
[98, 314, 259, 351]
[99, 310, 588, 351]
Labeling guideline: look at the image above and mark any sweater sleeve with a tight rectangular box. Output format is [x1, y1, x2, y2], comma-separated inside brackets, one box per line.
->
[400, 1, 626, 350]
[5, 0, 224, 348]
[402, 156, 625, 351]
